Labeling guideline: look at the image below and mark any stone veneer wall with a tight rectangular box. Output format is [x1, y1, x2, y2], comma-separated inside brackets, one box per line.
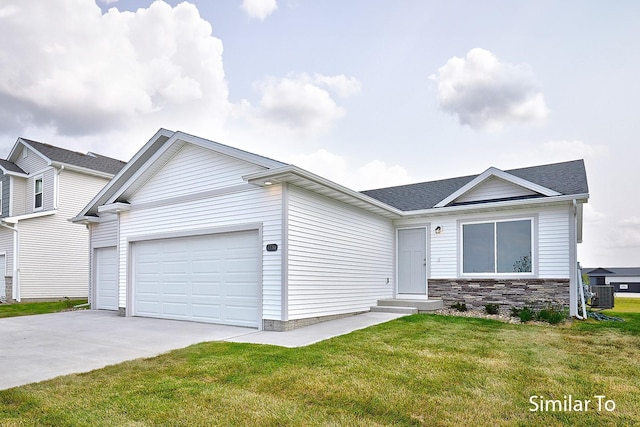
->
[4, 276, 12, 302]
[428, 279, 570, 309]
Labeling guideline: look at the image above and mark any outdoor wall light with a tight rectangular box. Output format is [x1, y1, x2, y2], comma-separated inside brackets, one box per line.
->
[263, 181, 273, 186]
[435, 226, 442, 234]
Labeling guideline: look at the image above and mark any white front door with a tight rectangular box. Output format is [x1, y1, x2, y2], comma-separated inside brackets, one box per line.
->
[397, 228, 426, 296]
[96, 247, 118, 310]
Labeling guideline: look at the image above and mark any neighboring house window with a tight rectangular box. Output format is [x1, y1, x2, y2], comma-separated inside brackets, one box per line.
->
[462, 219, 533, 274]
[34, 177, 43, 210]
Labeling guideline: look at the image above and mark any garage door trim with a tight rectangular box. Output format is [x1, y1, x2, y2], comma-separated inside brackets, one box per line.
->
[126, 224, 263, 328]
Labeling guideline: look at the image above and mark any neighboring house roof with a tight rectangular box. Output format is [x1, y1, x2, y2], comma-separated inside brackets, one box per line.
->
[0, 159, 26, 175]
[583, 267, 640, 276]
[361, 160, 589, 211]
[18, 138, 126, 175]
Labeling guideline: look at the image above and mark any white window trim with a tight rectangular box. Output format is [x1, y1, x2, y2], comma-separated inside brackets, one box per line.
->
[459, 216, 536, 278]
[0, 182, 3, 215]
[34, 175, 43, 211]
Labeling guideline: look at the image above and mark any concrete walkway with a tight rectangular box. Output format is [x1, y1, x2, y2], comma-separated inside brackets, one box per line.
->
[0, 310, 403, 390]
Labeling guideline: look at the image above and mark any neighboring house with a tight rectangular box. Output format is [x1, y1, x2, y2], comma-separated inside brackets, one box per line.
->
[72, 129, 589, 331]
[0, 138, 126, 302]
[583, 267, 640, 293]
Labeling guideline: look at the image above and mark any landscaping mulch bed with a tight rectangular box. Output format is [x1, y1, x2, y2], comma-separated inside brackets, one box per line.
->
[434, 307, 547, 325]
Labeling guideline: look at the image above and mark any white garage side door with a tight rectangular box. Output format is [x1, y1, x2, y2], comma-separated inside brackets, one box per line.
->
[95, 247, 118, 310]
[133, 230, 260, 328]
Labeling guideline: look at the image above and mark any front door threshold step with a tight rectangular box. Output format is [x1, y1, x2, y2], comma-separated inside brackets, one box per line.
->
[376, 299, 444, 312]
[370, 306, 418, 315]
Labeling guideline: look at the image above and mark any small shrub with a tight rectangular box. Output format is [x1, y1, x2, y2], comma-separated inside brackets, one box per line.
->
[513, 306, 535, 322]
[484, 304, 500, 315]
[451, 302, 467, 312]
[536, 305, 567, 324]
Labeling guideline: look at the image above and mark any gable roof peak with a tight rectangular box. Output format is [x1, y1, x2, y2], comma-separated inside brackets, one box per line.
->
[361, 159, 589, 212]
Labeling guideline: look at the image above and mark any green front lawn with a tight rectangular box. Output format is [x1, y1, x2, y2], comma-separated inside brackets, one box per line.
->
[0, 299, 87, 318]
[1, 299, 638, 426]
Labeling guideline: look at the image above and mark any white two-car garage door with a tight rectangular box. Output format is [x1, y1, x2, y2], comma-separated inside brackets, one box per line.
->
[132, 230, 260, 328]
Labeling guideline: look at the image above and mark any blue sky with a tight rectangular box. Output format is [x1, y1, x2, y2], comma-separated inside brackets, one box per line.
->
[0, 0, 638, 266]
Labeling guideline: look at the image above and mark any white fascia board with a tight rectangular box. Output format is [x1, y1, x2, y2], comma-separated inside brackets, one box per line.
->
[69, 215, 101, 224]
[243, 165, 404, 218]
[434, 167, 561, 208]
[98, 202, 131, 214]
[50, 162, 114, 179]
[404, 193, 589, 218]
[1, 209, 57, 224]
[172, 131, 287, 169]
[75, 128, 175, 218]
[0, 167, 28, 178]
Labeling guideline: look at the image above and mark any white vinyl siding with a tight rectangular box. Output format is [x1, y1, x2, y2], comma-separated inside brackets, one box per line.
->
[286, 185, 394, 320]
[118, 185, 283, 319]
[10, 177, 26, 216]
[129, 143, 266, 204]
[538, 208, 571, 278]
[454, 176, 537, 204]
[14, 146, 48, 172]
[91, 215, 118, 249]
[25, 169, 55, 214]
[0, 230, 12, 278]
[17, 170, 111, 299]
[396, 204, 572, 280]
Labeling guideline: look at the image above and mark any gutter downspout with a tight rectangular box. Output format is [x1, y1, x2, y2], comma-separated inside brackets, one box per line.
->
[54, 165, 65, 210]
[572, 199, 587, 320]
[0, 221, 19, 302]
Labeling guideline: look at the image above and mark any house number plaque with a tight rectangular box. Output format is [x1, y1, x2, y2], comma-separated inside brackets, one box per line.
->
[266, 244, 278, 252]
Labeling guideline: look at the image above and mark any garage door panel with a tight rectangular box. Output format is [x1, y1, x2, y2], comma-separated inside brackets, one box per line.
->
[133, 230, 259, 327]
[192, 303, 221, 318]
[162, 302, 188, 317]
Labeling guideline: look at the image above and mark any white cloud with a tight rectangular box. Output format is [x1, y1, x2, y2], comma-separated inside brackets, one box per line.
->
[430, 48, 549, 130]
[248, 73, 360, 136]
[287, 149, 412, 190]
[542, 140, 609, 160]
[241, 0, 278, 21]
[0, 0, 230, 137]
[99, 0, 118, 4]
[312, 74, 362, 98]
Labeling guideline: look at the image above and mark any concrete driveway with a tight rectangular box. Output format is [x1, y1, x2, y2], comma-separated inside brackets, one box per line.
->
[0, 310, 256, 390]
[0, 309, 403, 390]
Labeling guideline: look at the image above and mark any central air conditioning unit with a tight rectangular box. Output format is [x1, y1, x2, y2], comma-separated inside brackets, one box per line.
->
[589, 285, 614, 309]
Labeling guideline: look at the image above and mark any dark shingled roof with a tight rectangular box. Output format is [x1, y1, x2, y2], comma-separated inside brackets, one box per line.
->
[361, 159, 589, 211]
[20, 138, 126, 175]
[0, 159, 26, 174]
[583, 267, 640, 276]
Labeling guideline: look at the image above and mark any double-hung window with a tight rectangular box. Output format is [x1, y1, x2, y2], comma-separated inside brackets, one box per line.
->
[34, 177, 43, 210]
[462, 218, 533, 274]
